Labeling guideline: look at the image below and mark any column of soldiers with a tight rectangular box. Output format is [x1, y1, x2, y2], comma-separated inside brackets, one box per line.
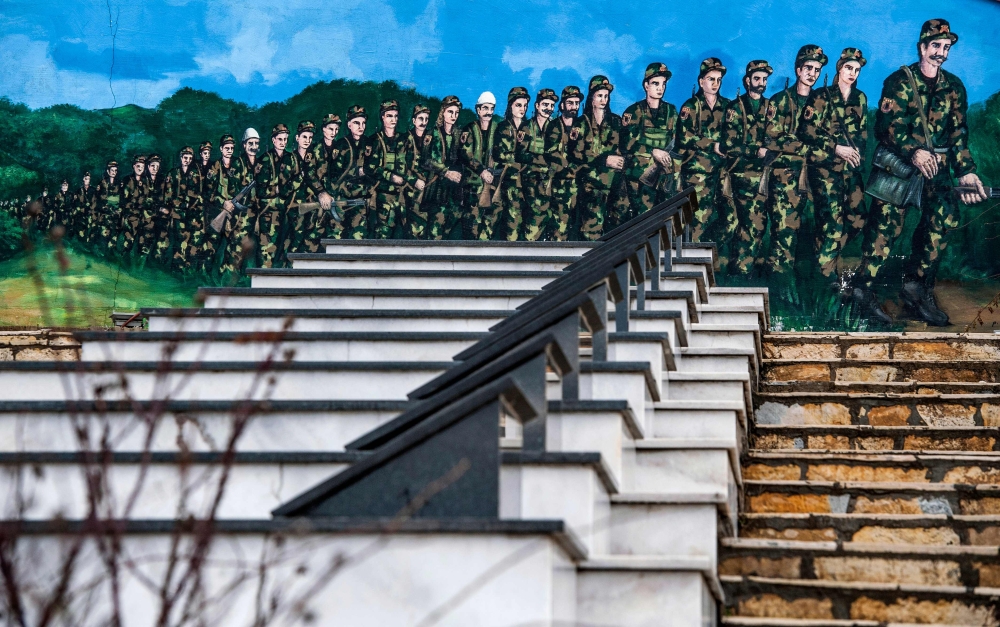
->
[5, 18, 989, 325]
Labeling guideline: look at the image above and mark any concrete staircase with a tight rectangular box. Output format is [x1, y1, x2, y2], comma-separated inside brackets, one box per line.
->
[0, 193, 777, 625]
[722, 333, 1000, 627]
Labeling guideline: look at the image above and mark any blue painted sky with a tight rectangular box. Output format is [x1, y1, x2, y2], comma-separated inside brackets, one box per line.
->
[2, 0, 999, 112]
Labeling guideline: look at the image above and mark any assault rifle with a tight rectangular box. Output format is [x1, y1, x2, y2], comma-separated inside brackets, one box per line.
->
[209, 180, 255, 233]
[952, 186, 1000, 200]
[293, 198, 367, 222]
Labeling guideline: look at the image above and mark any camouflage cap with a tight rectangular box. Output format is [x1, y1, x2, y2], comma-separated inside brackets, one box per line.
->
[83, 171, 91, 177]
[347, 105, 367, 121]
[920, 18, 958, 45]
[179, 146, 195, 156]
[744, 60, 774, 77]
[132, 154, 146, 165]
[588, 75, 614, 93]
[296, 120, 315, 135]
[837, 47, 867, 70]
[380, 100, 400, 116]
[272, 123, 290, 137]
[561, 85, 583, 101]
[147, 154, 161, 164]
[321, 113, 341, 128]
[643, 62, 672, 82]
[507, 86, 530, 102]
[440, 95, 462, 110]
[106, 160, 118, 168]
[219, 134, 235, 147]
[199, 141, 212, 151]
[536, 88, 558, 104]
[796, 44, 829, 67]
[699, 57, 727, 78]
[411, 104, 431, 118]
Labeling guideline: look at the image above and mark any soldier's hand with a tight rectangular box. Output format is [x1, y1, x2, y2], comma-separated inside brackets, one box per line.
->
[912, 149, 939, 179]
[835, 145, 862, 169]
[606, 155, 625, 170]
[415, 179, 426, 191]
[757, 147, 768, 159]
[713, 143, 724, 158]
[481, 170, 494, 184]
[445, 170, 462, 184]
[318, 192, 333, 211]
[651, 149, 671, 168]
[391, 174, 405, 186]
[958, 173, 988, 205]
[223, 200, 235, 212]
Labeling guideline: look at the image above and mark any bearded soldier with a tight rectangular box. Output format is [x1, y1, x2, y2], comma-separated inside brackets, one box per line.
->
[163, 146, 204, 272]
[802, 48, 869, 282]
[256, 123, 295, 267]
[577, 75, 624, 239]
[400, 105, 431, 239]
[678, 58, 733, 248]
[367, 101, 411, 239]
[719, 60, 774, 277]
[763, 44, 827, 301]
[459, 92, 501, 239]
[518, 88, 557, 241]
[854, 19, 988, 325]
[423, 95, 466, 240]
[618, 63, 680, 226]
[121, 155, 150, 260]
[491, 87, 531, 241]
[544, 85, 586, 241]
[326, 106, 372, 240]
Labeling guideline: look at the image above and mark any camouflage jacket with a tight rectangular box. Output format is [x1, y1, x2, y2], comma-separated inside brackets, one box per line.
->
[164, 165, 203, 219]
[544, 115, 587, 177]
[620, 99, 679, 177]
[518, 116, 554, 175]
[763, 87, 812, 168]
[95, 175, 122, 214]
[256, 148, 298, 206]
[405, 129, 430, 188]
[306, 139, 339, 197]
[424, 123, 464, 179]
[875, 63, 975, 177]
[328, 135, 372, 200]
[578, 110, 623, 182]
[801, 84, 868, 171]
[493, 118, 528, 173]
[367, 130, 412, 194]
[720, 93, 771, 171]
[288, 149, 315, 205]
[677, 90, 731, 170]
[205, 154, 256, 213]
[459, 119, 500, 184]
[122, 175, 151, 218]
[74, 185, 96, 214]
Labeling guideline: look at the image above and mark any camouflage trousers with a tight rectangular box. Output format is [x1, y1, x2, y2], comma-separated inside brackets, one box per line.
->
[463, 183, 491, 241]
[613, 176, 661, 228]
[136, 210, 157, 260]
[858, 185, 958, 285]
[328, 200, 368, 240]
[575, 169, 618, 240]
[220, 209, 258, 275]
[286, 207, 330, 254]
[682, 161, 733, 248]
[120, 211, 142, 259]
[151, 213, 174, 266]
[766, 166, 807, 275]
[428, 202, 463, 240]
[371, 191, 405, 240]
[492, 172, 525, 241]
[170, 211, 205, 272]
[256, 202, 287, 269]
[727, 169, 768, 276]
[545, 172, 577, 242]
[811, 167, 867, 278]
[521, 170, 552, 241]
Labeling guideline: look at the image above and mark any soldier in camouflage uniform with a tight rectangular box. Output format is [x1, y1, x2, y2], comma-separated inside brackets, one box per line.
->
[284, 121, 319, 251]
[255, 123, 295, 267]
[459, 92, 500, 239]
[491, 87, 531, 241]
[368, 101, 411, 239]
[144, 154, 170, 265]
[52, 180, 71, 234]
[617, 63, 680, 228]
[296, 114, 341, 252]
[163, 146, 204, 272]
[72, 171, 95, 245]
[402, 105, 431, 239]
[423, 95, 466, 240]
[206, 132, 259, 275]
[92, 161, 121, 255]
[678, 58, 733, 248]
[854, 19, 988, 326]
[544, 86, 586, 241]
[198, 141, 213, 179]
[120, 155, 150, 261]
[801, 48, 869, 281]
[719, 60, 774, 277]
[762, 44, 827, 300]
[519, 88, 558, 241]
[577, 75, 623, 240]
[326, 106, 372, 240]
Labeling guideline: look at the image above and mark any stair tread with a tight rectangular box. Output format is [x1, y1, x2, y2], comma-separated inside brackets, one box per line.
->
[721, 538, 1000, 556]
[721, 573, 1000, 596]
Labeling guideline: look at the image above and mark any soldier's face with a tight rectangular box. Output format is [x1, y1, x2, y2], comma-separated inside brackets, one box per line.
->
[413, 112, 430, 132]
[348, 118, 366, 139]
[201, 149, 211, 162]
[839, 61, 861, 86]
[536, 99, 555, 118]
[747, 72, 769, 96]
[272, 133, 288, 153]
[443, 105, 460, 126]
[323, 124, 338, 142]
[644, 76, 666, 100]
[383, 110, 399, 133]
[83, 175, 91, 186]
[221, 144, 235, 159]
[133, 163, 144, 177]
[181, 154, 193, 168]
[476, 103, 495, 122]
[510, 98, 528, 120]
[297, 131, 313, 151]
[108, 167, 118, 178]
[245, 138, 260, 156]
[796, 61, 822, 87]
[148, 162, 159, 176]
[61, 183, 69, 193]
[920, 39, 951, 67]
[561, 97, 581, 117]
[699, 70, 723, 96]
[592, 89, 610, 110]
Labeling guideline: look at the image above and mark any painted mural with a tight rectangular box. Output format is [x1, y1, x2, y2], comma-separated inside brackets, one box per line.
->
[1, 1, 999, 331]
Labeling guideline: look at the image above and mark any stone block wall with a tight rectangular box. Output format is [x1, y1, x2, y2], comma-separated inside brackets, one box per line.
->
[0, 330, 80, 361]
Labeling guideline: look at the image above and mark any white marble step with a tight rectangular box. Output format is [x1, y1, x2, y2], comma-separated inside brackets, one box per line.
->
[145, 309, 511, 333]
[322, 239, 596, 256]
[288, 253, 575, 272]
[198, 288, 538, 311]
[248, 269, 562, 290]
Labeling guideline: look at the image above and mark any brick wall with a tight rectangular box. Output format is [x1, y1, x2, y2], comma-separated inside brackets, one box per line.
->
[0, 331, 80, 361]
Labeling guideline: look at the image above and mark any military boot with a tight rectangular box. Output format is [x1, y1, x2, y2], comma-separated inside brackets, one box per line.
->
[846, 286, 892, 326]
[901, 280, 950, 326]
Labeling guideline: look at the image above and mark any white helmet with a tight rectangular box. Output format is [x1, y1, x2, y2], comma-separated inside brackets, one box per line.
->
[242, 128, 260, 143]
[476, 91, 497, 107]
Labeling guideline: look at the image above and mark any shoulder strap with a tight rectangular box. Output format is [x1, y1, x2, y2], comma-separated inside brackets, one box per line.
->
[901, 65, 934, 150]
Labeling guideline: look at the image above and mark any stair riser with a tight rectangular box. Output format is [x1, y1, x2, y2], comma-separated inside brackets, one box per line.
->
[699, 312, 760, 326]
[200, 294, 534, 310]
[745, 459, 1000, 484]
[676, 354, 753, 375]
[764, 337, 1000, 361]
[764, 361, 1000, 384]
[688, 330, 757, 352]
[668, 379, 746, 403]
[753, 429, 1000, 453]
[763, 381, 1000, 394]
[578, 571, 717, 627]
[80, 339, 476, 362]
[147, 316, 507, 333]
[631, 449, 736, 507]
[710, 292, 767, 309]
[757, 399, 1000, 428]
[324, 243, 592, 256]
[610, 503, 720, 559]
[650, 408, 742, 444]
[638, 296, 693, 326]
[249, 275, 556, 290]
[290, 259, 571, 272]
[746, 487, 1000, 516]
[741, 515, 1000, 546]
